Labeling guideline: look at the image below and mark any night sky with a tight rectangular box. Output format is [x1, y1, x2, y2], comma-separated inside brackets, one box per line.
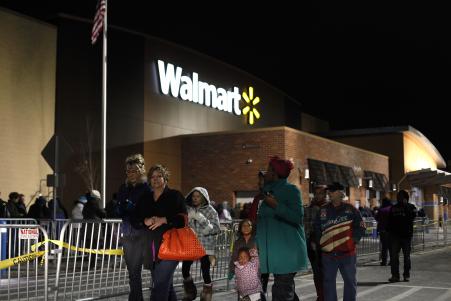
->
[2, 2, 450, 162]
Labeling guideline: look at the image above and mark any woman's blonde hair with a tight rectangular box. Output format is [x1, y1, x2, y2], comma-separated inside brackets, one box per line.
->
[125, 154, 146, 174]
[125, 154, 146, 184]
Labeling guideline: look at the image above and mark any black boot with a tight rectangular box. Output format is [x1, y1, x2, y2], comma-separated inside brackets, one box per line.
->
[182, 277, 197, 301]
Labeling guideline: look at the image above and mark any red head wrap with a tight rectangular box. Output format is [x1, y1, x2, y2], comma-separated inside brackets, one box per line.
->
[269, 156, 294, 178]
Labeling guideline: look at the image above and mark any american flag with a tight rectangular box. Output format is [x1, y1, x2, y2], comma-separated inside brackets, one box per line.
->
[91, 0, 106, 44]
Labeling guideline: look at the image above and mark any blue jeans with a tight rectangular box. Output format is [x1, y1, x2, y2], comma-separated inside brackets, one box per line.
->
[322, 254, 356, 301]
[150, 260, 179, 301]
[122, 235, 146, 301]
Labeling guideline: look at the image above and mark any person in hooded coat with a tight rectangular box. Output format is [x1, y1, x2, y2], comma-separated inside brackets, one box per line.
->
[182, 187, 220, 301]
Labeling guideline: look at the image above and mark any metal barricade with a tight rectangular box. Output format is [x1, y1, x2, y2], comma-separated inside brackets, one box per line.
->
[181, 228, 234, 286]
[0, 223, 49, 301]
[52, 219, 129, 300]
[38, 219, 70, 263]
[0, 219, 38, 225]
[0, 219, 39, 269]
[51, 219, 236, 300]
[356, 218, 380, 256]
[411, 218, 425, 251]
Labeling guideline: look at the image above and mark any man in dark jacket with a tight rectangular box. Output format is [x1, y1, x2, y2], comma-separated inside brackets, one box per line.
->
[387, 190, 417, 282]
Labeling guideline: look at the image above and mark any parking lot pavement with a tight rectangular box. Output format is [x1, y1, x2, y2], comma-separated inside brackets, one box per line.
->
[206, 246, 451, 301]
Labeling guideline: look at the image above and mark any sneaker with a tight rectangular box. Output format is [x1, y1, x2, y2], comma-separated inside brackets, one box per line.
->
[404, 276, 410, 282]
[380, 262, 387, 266]
[389, 276, 400, 283]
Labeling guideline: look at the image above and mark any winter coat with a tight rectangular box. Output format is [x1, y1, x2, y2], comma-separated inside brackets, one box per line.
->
[185, 187, 220, 255]
[314, 202, 365, 256]
[71, 203, 84, 219]
[0, 199, 9, 218]
[387, 202, 417, 238]
[257, 179, 308, 274]
[376, 205, 391, 232]
[133, 186, 187, 268]
[49, 199, 68, 219]
[27, 197, 50, 219]
[229, 235, 257, 274]
[235, 248, 262, 298]
[7, 200, 23, 218]
[82, 199, 106, 220]
[116, 182, 151, 237]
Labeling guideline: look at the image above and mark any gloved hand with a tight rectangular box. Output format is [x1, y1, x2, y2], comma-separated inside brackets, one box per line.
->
[228, 271, 234, 280]
[195, 212, 208, 224]
[187, 209, 196, 220]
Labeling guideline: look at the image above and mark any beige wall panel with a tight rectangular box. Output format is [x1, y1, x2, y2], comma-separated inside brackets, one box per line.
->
[0, 10, 56, 205]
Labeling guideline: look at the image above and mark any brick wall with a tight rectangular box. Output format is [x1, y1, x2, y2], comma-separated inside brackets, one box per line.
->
[182, 127, 389, 206]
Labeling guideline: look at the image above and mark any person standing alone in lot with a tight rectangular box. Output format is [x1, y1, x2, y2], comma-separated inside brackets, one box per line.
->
[387, 190, 417, 282]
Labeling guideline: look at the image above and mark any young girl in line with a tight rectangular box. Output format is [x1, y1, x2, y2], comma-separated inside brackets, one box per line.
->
[234, 247, 262, 301]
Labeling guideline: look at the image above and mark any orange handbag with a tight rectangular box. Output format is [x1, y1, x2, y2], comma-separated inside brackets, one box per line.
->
[158, 215, 206, 261]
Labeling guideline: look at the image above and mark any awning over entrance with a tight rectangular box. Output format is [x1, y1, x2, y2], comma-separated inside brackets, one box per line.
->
[403, 168, 451, 187]
[308, 159, 359, 187]
[364, 170, 389, 192]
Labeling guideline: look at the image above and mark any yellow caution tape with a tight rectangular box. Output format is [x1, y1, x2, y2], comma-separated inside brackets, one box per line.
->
[0, 251, 46, 270]
[31, 240, 123, 256]
[0, 240, 123, 270]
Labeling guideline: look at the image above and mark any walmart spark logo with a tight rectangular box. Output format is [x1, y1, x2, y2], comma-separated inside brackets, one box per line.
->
[242, 87, 261, 125]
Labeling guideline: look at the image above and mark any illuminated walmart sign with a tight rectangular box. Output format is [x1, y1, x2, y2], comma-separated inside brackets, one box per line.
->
[242, 87, 261, 125]
[157, 60, 241, 115]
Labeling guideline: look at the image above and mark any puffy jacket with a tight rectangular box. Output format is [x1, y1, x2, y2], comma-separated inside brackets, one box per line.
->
[185, 187, 220, 255]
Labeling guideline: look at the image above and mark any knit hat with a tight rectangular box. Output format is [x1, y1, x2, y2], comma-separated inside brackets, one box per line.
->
[269, 156, 294, 178]
[90, 190, 101, 200]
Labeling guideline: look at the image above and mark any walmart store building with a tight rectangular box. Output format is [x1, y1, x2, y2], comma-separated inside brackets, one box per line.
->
[1, 9, 393, 210]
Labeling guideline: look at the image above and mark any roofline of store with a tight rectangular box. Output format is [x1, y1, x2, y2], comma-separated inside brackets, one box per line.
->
[0, 7, 57, 30]
[323, 125, 446, 168]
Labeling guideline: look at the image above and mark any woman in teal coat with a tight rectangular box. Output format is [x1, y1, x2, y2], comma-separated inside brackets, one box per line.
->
[257, 156, 308, 301]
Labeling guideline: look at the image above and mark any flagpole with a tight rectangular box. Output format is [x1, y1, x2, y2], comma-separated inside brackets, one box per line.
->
[101, 0, 107, 208]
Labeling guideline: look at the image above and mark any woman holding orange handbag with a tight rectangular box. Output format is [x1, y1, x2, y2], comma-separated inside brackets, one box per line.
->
[133, 164, 187, 301]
